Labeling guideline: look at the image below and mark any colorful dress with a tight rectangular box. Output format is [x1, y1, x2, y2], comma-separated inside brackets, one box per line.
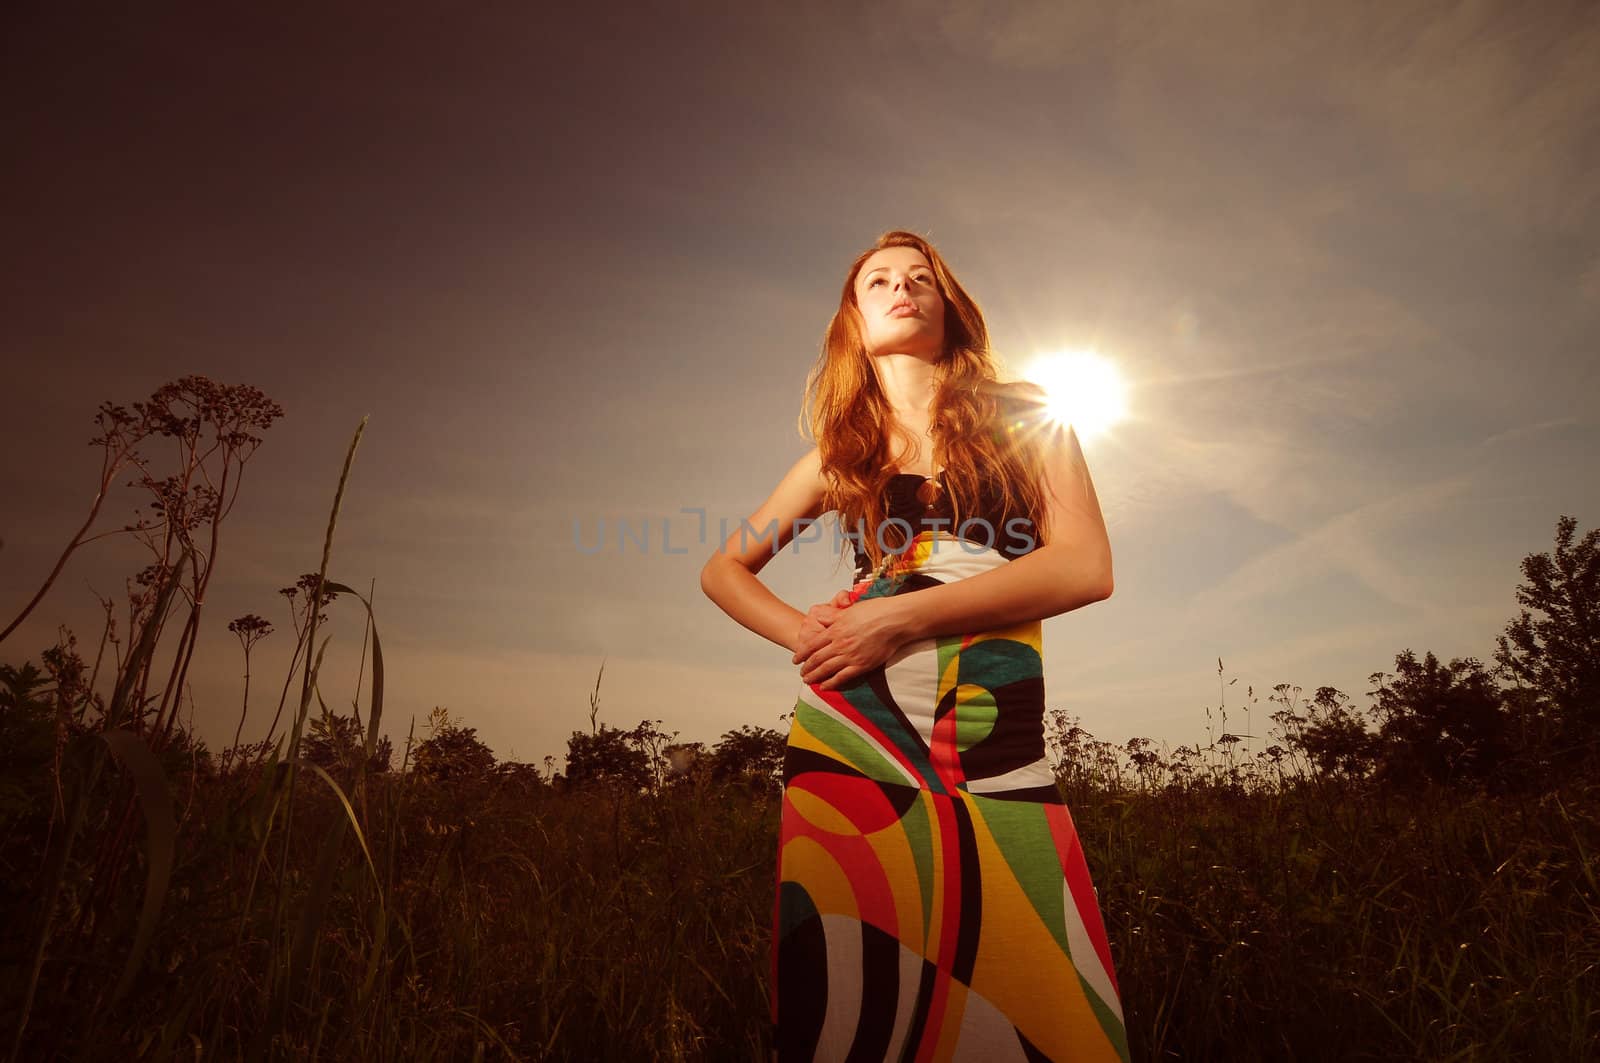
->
[772, 473, 1129, 1061]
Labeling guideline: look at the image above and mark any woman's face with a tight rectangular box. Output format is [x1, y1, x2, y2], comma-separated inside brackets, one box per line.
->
[852, 246, 945, 359]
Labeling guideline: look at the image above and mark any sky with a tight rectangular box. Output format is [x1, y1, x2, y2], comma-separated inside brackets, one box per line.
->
[2, 1, 1596, 769]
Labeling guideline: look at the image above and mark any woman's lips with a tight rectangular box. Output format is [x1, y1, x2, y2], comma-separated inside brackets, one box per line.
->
[890, 305, 919, 316]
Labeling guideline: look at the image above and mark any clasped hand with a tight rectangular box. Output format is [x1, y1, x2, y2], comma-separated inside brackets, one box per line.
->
[792, 588, 905, 691]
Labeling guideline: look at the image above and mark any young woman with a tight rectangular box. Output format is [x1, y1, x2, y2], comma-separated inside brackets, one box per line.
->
[700, 230, 1128, 1061]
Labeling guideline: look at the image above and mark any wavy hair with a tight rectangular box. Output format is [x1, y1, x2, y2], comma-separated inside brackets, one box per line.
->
[797, 229, 1057, 576]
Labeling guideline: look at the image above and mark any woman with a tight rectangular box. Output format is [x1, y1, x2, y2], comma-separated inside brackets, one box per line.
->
[700, 230, 1128, 1061]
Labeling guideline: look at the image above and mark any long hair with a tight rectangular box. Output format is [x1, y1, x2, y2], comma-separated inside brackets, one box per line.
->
[797, 229, 1057, 576]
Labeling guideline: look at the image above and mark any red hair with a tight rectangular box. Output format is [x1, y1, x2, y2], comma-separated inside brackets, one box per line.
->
[797, 229, 1056, 575]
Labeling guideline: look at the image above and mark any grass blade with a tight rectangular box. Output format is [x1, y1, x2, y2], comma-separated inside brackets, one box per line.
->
[99, 727, 178, 1007]
[325, 581, 384, 763]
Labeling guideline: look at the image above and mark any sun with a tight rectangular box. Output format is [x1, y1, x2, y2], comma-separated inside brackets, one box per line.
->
[1019, 350, 1128, 440]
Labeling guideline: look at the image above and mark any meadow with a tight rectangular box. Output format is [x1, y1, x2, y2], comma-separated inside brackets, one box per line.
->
[1, 378, 1595, 1060]
[3, 707, 1597, 1061]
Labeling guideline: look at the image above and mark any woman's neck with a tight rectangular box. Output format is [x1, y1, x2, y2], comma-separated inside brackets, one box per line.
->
[870, 351, 942, 474]
[872, 351, 939, 419]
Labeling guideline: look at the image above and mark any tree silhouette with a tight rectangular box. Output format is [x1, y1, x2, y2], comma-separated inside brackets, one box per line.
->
[708, 724, 786, 789]
[301, 710, 392, 776]
[565, 723, 652, 791]
[629, 719, 678, 790]
[1367, 650, 1509, 787]
[660, 740, 707, 783]
[1493, 514, 1600, 759]
[1274, 686, 1376, 779]
[492, 760, 547, 791]
[0, 661, 52, 717]
[413, 706, 495, 781]
[0, 662, 57, 807]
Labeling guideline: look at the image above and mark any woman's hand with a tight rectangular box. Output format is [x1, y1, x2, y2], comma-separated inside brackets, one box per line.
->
[792, 595, 908, 691]
[793, 589, 855, 655]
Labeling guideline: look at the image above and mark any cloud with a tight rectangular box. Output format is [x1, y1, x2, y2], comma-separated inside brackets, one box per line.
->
[926, 2, 1112, 71]
[901, 1, 1599, 232]
[1476, 417, 1581, 450]
[1330, 4, 1600, 232]
[1183, 470, 1477, 613]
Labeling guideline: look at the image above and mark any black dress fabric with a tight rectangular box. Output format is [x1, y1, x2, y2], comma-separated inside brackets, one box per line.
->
[850, 471, 1038, 581]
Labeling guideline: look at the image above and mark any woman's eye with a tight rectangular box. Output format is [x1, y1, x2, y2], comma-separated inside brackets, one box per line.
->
[869, 278, 884, 286]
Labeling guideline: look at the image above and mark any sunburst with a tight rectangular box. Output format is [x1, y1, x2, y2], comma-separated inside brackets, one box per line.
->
[1020, 350, 1128, 440]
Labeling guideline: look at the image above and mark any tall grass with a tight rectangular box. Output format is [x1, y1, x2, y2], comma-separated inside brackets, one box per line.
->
[1087, 773, 1600, 1060]
[6, 750, 1594, 1059]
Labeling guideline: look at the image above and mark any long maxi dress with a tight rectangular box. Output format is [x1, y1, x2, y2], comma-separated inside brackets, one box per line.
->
[772, 471, 1129, 1062]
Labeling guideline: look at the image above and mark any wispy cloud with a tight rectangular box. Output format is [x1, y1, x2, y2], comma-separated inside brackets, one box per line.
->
[1186, 472, 1477, 613]
[1477, 417, 1581, 450]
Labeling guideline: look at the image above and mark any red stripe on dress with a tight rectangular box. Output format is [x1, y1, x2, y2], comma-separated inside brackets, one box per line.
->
[1045, 801, 1119, 995]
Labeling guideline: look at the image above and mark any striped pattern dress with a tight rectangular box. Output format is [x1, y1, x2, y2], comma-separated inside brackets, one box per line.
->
[772, 513, 1129, 1061]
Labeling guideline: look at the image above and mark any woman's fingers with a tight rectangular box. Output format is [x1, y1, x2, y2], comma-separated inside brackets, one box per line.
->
[793, 634, 817, 668]
[801, 648, 847, 686]
[793, 592, 856, 664]
[797, 593, 877, 679]
[818, 664, 865, 691]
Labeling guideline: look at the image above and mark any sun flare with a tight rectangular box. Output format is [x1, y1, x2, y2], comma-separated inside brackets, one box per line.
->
[1019, 350, 1128, 440]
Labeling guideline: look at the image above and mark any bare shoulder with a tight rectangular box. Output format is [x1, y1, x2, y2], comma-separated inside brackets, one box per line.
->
[784, 445, 827, 505]
[990, 379, 1095, 508]
[753, 444, 828, 520]
[795, 443, 824, 477]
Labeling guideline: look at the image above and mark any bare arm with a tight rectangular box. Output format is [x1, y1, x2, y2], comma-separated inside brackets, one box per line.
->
[699, 446, 829, 655]
[880, 418, 1113, 640]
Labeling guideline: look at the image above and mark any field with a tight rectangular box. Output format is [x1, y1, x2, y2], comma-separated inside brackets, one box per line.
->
[2, 725, 1598, 1060]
